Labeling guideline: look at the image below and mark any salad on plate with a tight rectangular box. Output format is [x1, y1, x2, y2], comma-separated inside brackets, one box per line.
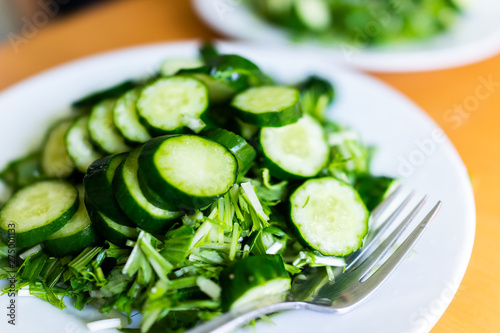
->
[0, 43, 398, 332]
[244, 0, 462, 46]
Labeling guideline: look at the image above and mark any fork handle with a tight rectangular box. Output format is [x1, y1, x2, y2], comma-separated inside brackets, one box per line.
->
[187, 302, 306, 333]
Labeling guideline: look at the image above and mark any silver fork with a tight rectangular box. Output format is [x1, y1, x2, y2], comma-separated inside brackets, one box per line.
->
[188, 189, 442, 333]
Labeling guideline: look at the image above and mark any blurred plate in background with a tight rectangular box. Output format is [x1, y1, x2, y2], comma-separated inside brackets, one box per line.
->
[193, 0, 500, 72]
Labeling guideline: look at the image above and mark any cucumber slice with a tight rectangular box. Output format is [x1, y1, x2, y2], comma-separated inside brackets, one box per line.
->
[113, 147, 182, 234]
[290, 177, 369, 256]
[160, 58, 204, 76]
[260, 115, 329, 179]
[220, 254, 291, 311]
[113, 89, 152, 144]
[0, 180, 79, 248]
[66, 116, 103, 173]
[43, 187, 99, 256]
[88, 99, 131, 154]
[84, 154, 134, 227]
[137, 77, 209, 135]
[85, 198, 138, 246]
[41, 119, 75, 178]
[232, 86, 301, 127]
[138, 135, 238, 210]
[202, 129, 256, 175]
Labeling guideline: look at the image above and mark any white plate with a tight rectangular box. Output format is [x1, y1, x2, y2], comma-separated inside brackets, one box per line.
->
[193, 0, 500, 72]
[0, 42, 475, 333]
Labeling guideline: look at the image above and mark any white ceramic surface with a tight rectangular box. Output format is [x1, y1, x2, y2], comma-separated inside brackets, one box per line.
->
[193, 0, 500, 72]
[0, 42, 475, 333]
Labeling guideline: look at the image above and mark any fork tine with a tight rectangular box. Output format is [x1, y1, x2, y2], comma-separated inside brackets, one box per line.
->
[365, 189, 415, 244]
[349, 196, 428, 280]
[345, 190, 415, 273]
[360, 202, 441, 286]
[370, 184, 403, 222]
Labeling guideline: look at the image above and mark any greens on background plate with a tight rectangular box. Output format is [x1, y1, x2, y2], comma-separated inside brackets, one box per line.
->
[246, 0, 462, 45]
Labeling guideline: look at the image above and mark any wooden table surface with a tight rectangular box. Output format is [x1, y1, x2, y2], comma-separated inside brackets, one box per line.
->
[0, 0, 498, 332]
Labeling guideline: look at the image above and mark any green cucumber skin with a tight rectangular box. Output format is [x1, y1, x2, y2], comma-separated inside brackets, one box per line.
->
[220, 254, 290, 312]
[113, 150, 180, 234]
[259, 154, 326, 181]
[289, 178, 369, 257]
[259, 146, 306, 181]
[202, 129, 257, 174]
[233, 103, 301, 127]
[139, 118, 184, 138]
[85, 198, 135, 246]
[42, 224, 100, 257]
[136, 169, 176, 211]
[0, 183, 79, 249]
[205, 55, 265, 92]
[138, 135, 238, 211]
[84, 154, 134, 227]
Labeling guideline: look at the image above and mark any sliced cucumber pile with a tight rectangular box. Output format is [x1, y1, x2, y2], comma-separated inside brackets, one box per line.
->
[0, 44, 397, 333]
[290, 177, 369, 256]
